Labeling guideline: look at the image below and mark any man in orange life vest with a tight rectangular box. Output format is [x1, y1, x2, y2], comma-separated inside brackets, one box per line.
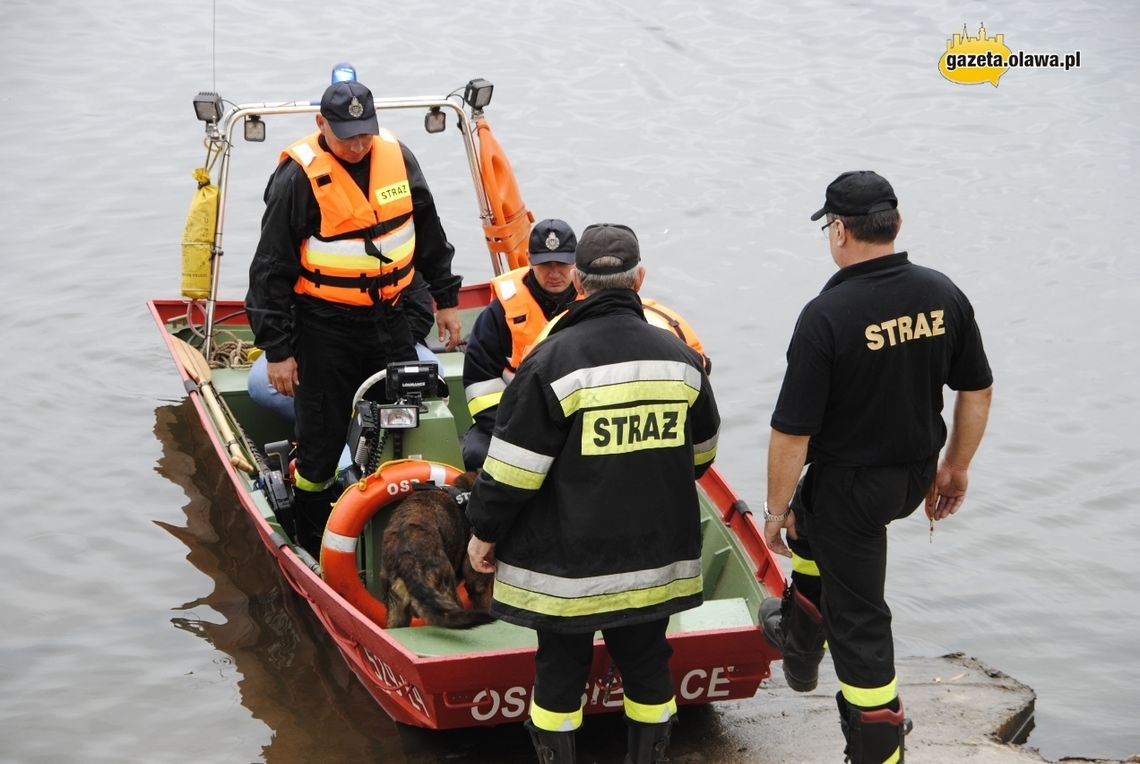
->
[245, 80, 463, 555]
[461, 218, 581, 470]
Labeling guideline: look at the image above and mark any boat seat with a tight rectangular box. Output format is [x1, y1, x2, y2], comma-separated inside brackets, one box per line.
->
[387, 597, 755, 658]
[388, 619, 537, 657]
[667, 597, 755, 632]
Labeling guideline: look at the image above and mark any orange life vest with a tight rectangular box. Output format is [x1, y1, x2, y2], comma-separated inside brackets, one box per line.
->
[286, 131, 416, 306]
[530, 297, 712, 374]
[642, 299, 710, 373]
[491, 267, 582, 372]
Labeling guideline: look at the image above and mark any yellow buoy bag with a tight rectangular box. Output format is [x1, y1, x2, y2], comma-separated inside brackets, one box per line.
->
[181, 167, 218, 299]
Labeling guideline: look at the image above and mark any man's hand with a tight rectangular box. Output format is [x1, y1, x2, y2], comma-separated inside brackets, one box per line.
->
[925, 462, 969, 520]
[436, 307, 462, 351]
[764, 509, 797, 558]
[468, 535, 497, 574]
[267, 357, 299, 397]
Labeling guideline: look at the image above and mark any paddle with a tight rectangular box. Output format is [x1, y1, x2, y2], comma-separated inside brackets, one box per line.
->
[172, 336, 256, 474]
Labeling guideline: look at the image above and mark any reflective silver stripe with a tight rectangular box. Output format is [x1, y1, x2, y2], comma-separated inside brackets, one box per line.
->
[464, 377, 507, 403]
[377, 219, 414, 255]
[497, 278, 518, 300]
[305, 220, 413, 258]
[502, 369, 515, 384]
[294, 142, 317, 167]
[486, 438, 555, 476]
[429, 463, 448, 486]
[550, 360, 701, 402]
[693, 432, 719, 459]
[323, 530, 357, 554]
[495, 558, 702, 599]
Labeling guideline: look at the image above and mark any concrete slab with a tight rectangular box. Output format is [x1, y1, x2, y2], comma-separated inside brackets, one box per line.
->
[657, 652, 1130, 764]
[399, 653, 1136, 763]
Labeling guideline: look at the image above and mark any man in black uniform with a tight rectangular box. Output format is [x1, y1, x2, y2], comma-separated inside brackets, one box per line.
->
[461, 218, 580, 469]
[245, 80, 462, 555]
[761, 171, 993, 763]
[465, 224, 720, 764]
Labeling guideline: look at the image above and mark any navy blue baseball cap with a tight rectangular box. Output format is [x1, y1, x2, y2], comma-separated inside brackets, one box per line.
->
[320, 80, 379, 139]
[810, 171, 898, 221]
[528, 219, 577, 265]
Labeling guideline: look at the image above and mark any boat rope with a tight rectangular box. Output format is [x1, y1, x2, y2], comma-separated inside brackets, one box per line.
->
[208, 337, 257, 369]
[179, 300, 257, 368]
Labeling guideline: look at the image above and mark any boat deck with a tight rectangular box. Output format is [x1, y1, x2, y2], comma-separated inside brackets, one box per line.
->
[387, 597, 755, 657]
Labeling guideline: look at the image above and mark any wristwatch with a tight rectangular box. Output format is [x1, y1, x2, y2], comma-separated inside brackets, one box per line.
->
[763, 500, 788, 523]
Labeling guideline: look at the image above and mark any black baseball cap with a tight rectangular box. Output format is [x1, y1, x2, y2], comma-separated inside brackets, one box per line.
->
[810, 171, 898, 221]
[575, 224, 641, 274]
[320, 80, 379, 139]
[528, 219, 577, 265]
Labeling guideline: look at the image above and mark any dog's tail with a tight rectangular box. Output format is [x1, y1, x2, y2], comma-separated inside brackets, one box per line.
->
[401, 569, 497, 629]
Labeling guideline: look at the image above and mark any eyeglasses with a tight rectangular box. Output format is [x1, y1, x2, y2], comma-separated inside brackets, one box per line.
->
[820, 219, 840, 237]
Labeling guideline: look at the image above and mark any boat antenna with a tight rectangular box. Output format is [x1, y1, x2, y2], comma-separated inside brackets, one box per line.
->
[211, 0, 217, 92]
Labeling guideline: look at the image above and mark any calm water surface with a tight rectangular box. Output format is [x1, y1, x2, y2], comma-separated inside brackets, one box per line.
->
[2, 1, 1138, 761]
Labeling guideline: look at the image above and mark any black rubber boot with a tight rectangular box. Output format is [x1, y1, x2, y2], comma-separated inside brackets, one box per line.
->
[836, 692, 913, 763]
[624, 716, 675, 764]
[760, 581, 825, 691]
[291, 486, 336, 558]
[525, 719, 577, 763]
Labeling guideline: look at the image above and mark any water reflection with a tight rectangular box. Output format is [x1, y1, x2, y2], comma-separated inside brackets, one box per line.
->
[153, 401, 406, 762]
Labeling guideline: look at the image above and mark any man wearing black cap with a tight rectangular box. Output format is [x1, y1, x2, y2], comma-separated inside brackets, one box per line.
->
[761, 171, 994, 763]
[460, 218, 581, 470]
[464, 224, 720, 764]
[245, 79, 463, 555]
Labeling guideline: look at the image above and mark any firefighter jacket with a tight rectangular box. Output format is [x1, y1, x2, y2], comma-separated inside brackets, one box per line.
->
[465, 289, 721, 633]
[246, 133, 461, 362]
[462, 268, 577, 434]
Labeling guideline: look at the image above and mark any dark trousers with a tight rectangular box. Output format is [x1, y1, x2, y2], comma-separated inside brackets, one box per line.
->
[787, 458, 936, 695]
[293, 305, 416, 485]
[534, 619, 674, 713]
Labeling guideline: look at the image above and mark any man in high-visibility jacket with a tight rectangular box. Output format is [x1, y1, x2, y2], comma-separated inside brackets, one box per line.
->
[245, 80, 462, 555]
[462, 219, 713, 471]
[461, 218, 580, 470]
[465, 224, 720, 764]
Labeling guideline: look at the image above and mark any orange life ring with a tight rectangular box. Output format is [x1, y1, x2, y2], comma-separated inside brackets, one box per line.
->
[476, 117, 533, 271]
[320, 459, 463, 627]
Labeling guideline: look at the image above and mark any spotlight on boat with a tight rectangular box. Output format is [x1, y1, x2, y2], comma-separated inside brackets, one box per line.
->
[244, 115, 266, 142]
[463, 78, 494, 111]
[192, 91, 224, 124]
[331, 61, 357, 83]
[378, 404, 420, 430]
[424, 106, 446, 134]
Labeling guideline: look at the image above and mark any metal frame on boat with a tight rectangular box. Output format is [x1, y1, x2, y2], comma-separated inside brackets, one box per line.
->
[150, 77, 785, 729]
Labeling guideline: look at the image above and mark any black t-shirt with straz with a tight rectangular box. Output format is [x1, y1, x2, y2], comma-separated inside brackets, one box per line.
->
[771, 251, 992, 467]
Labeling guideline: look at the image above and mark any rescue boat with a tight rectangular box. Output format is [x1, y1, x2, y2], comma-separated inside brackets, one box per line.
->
[149, 75, 785, 729]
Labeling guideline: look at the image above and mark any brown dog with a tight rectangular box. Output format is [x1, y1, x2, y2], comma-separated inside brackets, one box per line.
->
[378, 470, 495, 629]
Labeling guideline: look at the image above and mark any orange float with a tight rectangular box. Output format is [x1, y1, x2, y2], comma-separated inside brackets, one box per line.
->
[320, 459, 463, 627]
[476, 117, 534, 272]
